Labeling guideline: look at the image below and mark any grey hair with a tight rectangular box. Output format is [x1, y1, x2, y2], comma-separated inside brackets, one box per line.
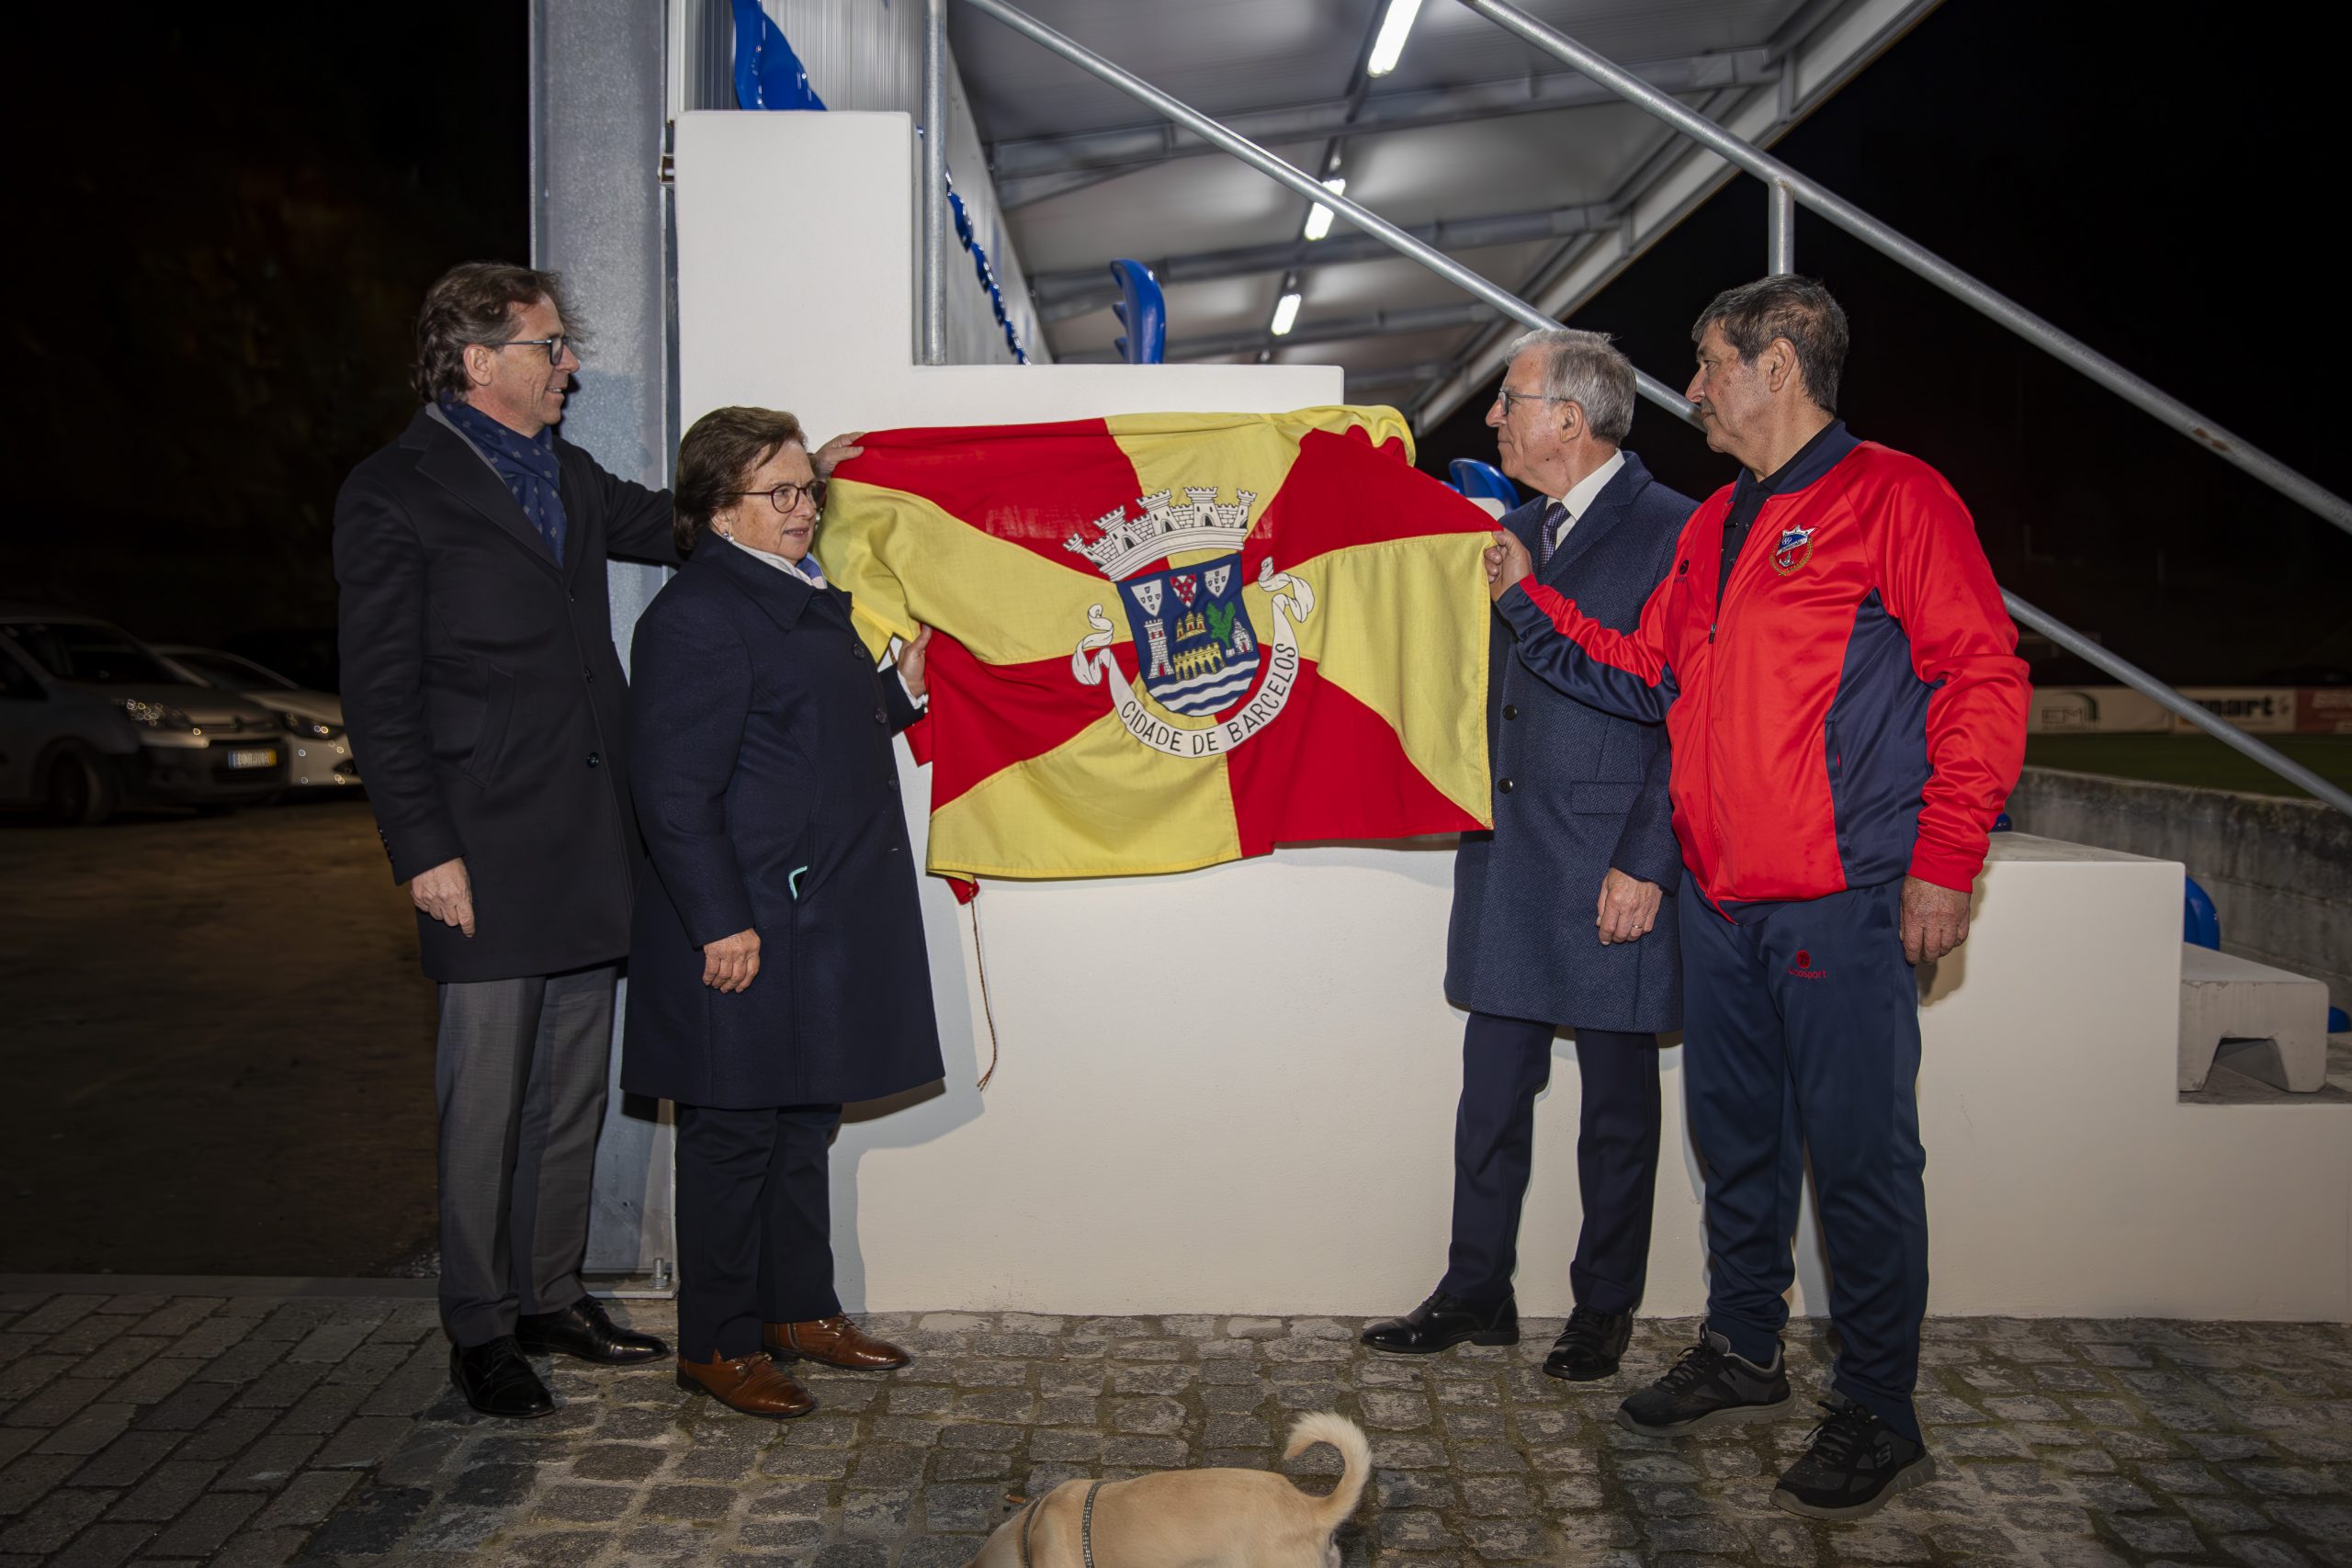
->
[1691, 276, 1849, 414]
[1500, 327, 1636, 445]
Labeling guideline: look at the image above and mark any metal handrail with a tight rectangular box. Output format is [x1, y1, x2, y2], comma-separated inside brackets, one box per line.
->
[2003, 594, 2352, 817]
[957, 0, 1701, 431]
[919, 0, 949, 365]
[1457, 0, 2352, 540]
[950, 0, 2350, 818]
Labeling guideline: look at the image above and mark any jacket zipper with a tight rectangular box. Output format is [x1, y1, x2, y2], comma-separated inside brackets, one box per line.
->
[1701, 496, 1778, 897]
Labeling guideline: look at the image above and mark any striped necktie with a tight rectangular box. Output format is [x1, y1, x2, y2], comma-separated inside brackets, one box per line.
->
[1538, 500, 1567, 567]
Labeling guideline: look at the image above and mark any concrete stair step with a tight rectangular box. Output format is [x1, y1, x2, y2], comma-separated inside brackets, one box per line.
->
[2179, 943, 2329, 1092]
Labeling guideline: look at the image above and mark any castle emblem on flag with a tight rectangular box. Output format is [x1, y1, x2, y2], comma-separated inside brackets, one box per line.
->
[1064, 482, 1314, 758]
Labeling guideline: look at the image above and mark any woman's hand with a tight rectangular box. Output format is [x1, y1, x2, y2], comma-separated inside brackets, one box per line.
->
[811, 431, 866, 479]
[701, 928, 761, 993]
[896, 626, 935, 702]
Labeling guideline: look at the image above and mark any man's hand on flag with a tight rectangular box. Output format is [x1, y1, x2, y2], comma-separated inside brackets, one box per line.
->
[896, 626, 935, 702]
[1486, 528, 1532, 602]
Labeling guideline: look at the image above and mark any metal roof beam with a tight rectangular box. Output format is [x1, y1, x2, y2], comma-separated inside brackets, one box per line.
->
[1032, 201, 1617, 321]
[993, 49, 1776, 208]
[1061, 301, 1503, 363]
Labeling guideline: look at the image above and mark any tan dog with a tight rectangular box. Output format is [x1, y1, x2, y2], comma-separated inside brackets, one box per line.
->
[965, 1411, 1371, 1568]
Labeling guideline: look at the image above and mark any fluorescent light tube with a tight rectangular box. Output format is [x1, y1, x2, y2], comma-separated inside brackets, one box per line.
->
[1366, 0, 1423, 77]
[1271, 291, 1304, 336]
[1303, 177, 1347, 242]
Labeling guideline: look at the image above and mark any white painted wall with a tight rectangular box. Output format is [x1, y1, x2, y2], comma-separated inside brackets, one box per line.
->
[674, 111, 2352, 1323]
[671, 0, 1046, 365]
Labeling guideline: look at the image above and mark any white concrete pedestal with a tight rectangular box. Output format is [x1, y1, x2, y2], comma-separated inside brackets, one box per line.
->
[674, 111, 2352, 1325]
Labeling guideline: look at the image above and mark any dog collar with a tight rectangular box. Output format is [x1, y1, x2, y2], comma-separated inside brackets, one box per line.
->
[1018, 1480, 1106, 1568]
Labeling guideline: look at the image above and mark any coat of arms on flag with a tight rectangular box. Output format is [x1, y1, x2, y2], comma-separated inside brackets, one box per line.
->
[815, 407, 1496, 881]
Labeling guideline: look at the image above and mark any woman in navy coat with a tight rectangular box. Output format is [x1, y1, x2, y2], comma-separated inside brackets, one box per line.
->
[624, 406, 944, 1418]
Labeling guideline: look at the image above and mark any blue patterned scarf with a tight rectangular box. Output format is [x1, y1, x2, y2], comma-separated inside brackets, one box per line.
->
[440, 397, 569, 566]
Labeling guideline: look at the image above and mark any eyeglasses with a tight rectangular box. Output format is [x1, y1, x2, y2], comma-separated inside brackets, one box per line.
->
[488, 335, 576, 365]
[724, 480, 826, 514]
[1493, 386, 1568, 417]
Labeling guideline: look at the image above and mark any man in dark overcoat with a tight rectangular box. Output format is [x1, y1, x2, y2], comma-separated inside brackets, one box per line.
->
[334, 262, 684, 1417]
[1363, 328, 1692, 1382]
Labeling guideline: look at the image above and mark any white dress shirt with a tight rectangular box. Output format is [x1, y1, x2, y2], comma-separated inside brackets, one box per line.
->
[1543, 447, 1626, 545]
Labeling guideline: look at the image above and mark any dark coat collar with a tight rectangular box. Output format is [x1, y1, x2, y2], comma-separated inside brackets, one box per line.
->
[1503, 450, 1654, 585]
[692, 532, 837, 637]
[401, 405, 568, 578]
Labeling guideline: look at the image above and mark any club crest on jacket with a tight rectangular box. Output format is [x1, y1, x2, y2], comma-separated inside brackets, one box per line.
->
[1771, 524, 1815, 576]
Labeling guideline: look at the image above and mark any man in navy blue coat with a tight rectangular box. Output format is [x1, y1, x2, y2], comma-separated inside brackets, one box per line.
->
[1364, 328, 1692, 1381]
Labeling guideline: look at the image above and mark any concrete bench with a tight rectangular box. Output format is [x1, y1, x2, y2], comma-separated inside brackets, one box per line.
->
[2180, 944, 2330, 1093]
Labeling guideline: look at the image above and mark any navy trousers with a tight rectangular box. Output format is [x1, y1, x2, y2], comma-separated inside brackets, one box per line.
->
[1437, 1010, 1661, 1314]
[673, 1102, 844, 1362]
[1678, 877, 1928, 1442]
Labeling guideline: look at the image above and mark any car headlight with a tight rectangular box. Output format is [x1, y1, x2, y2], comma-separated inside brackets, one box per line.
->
[276, 710, 345, 740]
[117, 698, 196, 731]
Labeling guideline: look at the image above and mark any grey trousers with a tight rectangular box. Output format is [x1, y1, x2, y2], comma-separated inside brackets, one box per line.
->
[434, 964, 617, 1348]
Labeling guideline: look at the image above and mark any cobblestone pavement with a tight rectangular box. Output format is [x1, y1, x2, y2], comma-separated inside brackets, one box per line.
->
[2, 1286, 2348, 1566]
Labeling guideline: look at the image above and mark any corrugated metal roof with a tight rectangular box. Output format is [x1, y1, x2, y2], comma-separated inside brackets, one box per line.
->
[949, 0, 1937, 420]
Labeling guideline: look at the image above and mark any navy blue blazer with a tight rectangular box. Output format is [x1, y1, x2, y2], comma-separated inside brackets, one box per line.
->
[622, 539, 944, 1109]
[1445, 451, 1692, 1034]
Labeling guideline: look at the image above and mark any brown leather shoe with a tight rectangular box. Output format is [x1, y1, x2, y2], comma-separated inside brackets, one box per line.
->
[763, 1314, 910, 1371]
[673, 1351, 815, 1418]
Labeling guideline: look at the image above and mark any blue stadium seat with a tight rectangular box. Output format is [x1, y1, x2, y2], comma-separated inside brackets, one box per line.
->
[1448, 459, 1520, 509]
[1108, 261, 1166, 366]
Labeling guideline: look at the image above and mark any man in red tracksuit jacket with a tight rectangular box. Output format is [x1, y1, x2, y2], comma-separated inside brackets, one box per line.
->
[1486, 276, 2028, 1521]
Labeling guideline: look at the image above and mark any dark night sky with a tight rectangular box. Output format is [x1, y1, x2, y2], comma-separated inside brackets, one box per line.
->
[1417, 2, 2351, 684]
[8, 1, 2343, 689]
[7, 2, 527, 687]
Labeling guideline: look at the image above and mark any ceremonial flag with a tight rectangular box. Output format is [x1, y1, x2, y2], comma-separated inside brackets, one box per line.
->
[817, 408, 1495, 881]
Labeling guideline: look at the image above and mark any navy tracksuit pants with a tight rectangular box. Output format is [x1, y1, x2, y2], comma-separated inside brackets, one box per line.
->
[1437, 1011, 1661, 1314]
[1679, 876, 1929, 1442]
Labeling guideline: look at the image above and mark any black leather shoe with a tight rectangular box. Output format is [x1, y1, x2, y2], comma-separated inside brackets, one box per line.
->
[515, 1296, 669, 1364]
[1360, 1290, 1519, 1354]
[450, 1337, 555, 1419]
[1543, 1304, 1633, 1382]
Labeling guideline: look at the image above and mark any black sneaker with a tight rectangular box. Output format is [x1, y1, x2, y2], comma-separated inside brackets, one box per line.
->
[1543, 1304, 1632, 1382]
[1616, 1325, 1793, 1436]
[1771, 1395, 1935, 1519]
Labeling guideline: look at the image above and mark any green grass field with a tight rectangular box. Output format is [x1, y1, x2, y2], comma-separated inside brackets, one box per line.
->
[2022, 733, 2352, 799]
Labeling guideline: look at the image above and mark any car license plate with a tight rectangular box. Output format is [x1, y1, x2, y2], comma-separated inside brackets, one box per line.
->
[227, 748, 278, 770]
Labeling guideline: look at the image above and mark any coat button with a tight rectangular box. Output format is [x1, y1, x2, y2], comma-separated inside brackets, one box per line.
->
[886, 775, 899, 790]
[1497, 777, 1514, 794]
[586, 751, 601, 768]
[1502, 704, 1519, 720]
[874, 707, 888, 725]
[583, 669, 595, 683]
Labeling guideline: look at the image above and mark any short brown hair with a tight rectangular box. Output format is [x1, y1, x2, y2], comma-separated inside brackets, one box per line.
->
[413, 261, 580, 402]
[673, 407, 808, 555]
[1691, 276, 1850, 414]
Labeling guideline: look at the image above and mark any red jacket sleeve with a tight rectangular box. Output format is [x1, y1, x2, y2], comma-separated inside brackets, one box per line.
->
[1499, 565, 1684, 724]
[1872, 462, 2030, 891]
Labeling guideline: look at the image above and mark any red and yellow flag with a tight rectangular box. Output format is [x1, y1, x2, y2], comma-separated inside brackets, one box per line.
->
[818, 408, 1495, 880]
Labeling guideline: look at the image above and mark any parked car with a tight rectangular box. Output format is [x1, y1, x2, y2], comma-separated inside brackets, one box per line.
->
[0, 606, 291, 823]
[157, 645, 359, 794]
